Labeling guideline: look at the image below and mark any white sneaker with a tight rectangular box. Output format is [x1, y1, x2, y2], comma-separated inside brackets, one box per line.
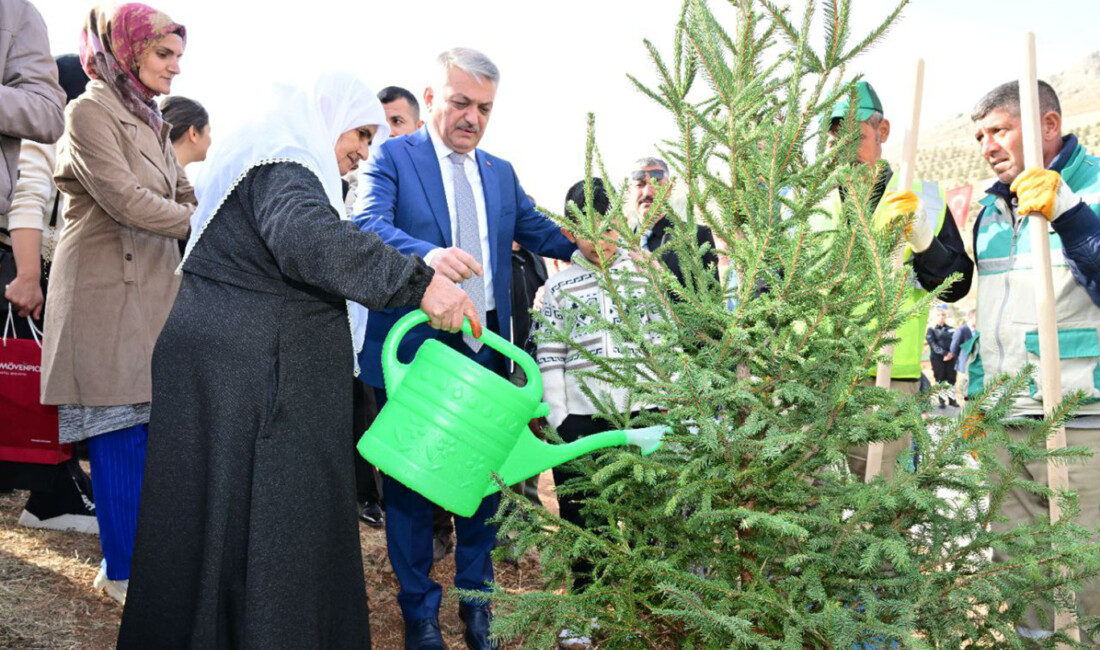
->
[18, 508, 99, 534]
[558, 629, 592, 649]
[93, 566, 128, 605]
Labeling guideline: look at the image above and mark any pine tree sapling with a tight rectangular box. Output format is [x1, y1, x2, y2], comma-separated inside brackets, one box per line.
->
[485, 1, 1100, 648]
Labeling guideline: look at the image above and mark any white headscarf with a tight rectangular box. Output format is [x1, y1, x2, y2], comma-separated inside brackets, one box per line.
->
[183, 71, 390, 374]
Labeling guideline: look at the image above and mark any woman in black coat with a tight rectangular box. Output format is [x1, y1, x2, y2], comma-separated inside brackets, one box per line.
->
[116, 72, 477, 650]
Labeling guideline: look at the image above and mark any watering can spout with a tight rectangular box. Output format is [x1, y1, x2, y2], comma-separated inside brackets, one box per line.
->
[485, 425, 669, 498]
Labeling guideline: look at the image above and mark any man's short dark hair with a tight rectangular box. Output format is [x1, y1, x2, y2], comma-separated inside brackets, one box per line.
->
[564, 178, 610, 226]
[971, 80, 1061, 121]
[377, 86, 420, 118]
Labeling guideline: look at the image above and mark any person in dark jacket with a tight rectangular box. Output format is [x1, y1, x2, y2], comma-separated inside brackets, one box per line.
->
[628, 156, 719, 288]
[508, 238, 548, 508]
[925, 307, 957, 407]
[116, 72, 477, 650]
[510, 239, 548, 370]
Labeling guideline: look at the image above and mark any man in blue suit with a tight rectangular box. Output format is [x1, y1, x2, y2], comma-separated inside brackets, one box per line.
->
[353, 47, 574, 650]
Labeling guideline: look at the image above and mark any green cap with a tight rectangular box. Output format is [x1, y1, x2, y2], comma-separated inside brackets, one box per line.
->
[829, 81, 883, 125]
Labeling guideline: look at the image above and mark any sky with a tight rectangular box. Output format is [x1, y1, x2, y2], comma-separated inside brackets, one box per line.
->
[37, 0, 1099, 212]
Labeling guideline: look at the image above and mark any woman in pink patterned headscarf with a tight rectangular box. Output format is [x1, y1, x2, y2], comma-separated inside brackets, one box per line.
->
[41, 2, 196, 605]
[79, 3, 186, 132]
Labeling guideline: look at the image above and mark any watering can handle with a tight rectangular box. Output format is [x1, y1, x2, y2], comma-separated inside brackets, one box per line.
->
[382, 309, 547, 406]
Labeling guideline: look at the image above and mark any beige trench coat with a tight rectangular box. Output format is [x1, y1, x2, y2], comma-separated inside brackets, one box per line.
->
[41, 80, 195, 406]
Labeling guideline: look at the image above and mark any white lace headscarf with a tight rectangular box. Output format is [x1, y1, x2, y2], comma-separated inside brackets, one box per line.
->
[183, 71, 390, 374]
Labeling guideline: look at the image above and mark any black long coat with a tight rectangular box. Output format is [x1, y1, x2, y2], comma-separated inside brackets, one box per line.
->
[116, 162, 433, 650]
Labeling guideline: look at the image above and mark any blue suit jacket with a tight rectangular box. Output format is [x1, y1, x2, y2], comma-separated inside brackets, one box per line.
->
[352, 127, 575, 388]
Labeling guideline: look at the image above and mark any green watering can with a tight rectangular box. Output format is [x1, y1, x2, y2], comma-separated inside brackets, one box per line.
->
[356, 310, 667, 517]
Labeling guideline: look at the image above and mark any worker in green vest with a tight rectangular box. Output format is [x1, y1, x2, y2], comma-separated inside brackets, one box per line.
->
[821, 81, 974, 479]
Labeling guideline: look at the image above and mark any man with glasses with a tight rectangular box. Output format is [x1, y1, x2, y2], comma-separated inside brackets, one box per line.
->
[629, 157, 719, 287]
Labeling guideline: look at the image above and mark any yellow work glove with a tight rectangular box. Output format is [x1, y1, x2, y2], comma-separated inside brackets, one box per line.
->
[880, 190, 934, 253]
[1010, 167, 1077, 221]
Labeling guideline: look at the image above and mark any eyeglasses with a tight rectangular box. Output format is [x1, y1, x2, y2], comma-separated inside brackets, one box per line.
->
[630, 168, 667, 183]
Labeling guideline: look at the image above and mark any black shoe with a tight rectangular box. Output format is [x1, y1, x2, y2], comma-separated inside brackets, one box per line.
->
[459, 603, 498, 650]
[404, 617, 444, 650]
[19, 459, 97, 534]
[359, 501, 384, 528]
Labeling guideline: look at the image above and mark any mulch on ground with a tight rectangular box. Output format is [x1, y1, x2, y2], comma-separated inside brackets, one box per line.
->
[0, 471, 559, 650]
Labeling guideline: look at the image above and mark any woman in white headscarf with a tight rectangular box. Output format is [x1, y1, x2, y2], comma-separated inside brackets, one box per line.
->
[116, 71, 477, 650]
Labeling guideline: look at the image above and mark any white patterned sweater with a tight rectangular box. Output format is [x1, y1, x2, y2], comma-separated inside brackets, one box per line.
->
[535, 249, 661, 429]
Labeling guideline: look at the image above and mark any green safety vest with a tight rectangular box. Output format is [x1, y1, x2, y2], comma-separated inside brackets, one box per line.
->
[813, 176, 948, 380]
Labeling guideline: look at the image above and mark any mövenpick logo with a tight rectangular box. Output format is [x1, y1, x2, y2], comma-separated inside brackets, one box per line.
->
[0, 361, 40, 373]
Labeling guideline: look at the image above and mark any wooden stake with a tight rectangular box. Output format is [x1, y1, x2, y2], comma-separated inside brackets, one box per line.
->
[1019, 32, 1078, 642]
[865, 59, 924, 482]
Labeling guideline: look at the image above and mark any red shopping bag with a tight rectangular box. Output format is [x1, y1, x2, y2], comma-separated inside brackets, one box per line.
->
[0, 310, 70, 464]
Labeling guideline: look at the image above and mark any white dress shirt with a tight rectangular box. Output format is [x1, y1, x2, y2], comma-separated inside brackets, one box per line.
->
[425, 125, 496, 311]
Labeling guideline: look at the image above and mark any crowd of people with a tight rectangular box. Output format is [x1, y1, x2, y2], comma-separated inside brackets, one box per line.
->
[1, 1, 1099, 649]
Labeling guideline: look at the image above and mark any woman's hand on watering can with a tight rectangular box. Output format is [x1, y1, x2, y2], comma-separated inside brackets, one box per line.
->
[420, 272, 483, 336]
[429, 247, 484, 283]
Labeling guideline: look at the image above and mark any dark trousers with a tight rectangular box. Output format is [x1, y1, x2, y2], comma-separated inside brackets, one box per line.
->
[0, 458, 66, 492]
[932, 356, 959, 406]
[375, 313, 504, 621]
[930, 355, 957, 387]
[351, 379, 382, 505]
[550, 414, 615, 592]
[0, 456, 92, 505]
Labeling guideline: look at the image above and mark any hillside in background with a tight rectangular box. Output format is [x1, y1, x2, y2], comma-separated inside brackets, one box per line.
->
[885, 51, 1100, 200]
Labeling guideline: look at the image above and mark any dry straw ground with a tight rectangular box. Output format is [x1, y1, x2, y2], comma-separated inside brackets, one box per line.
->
[0, 466, 560, 650]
